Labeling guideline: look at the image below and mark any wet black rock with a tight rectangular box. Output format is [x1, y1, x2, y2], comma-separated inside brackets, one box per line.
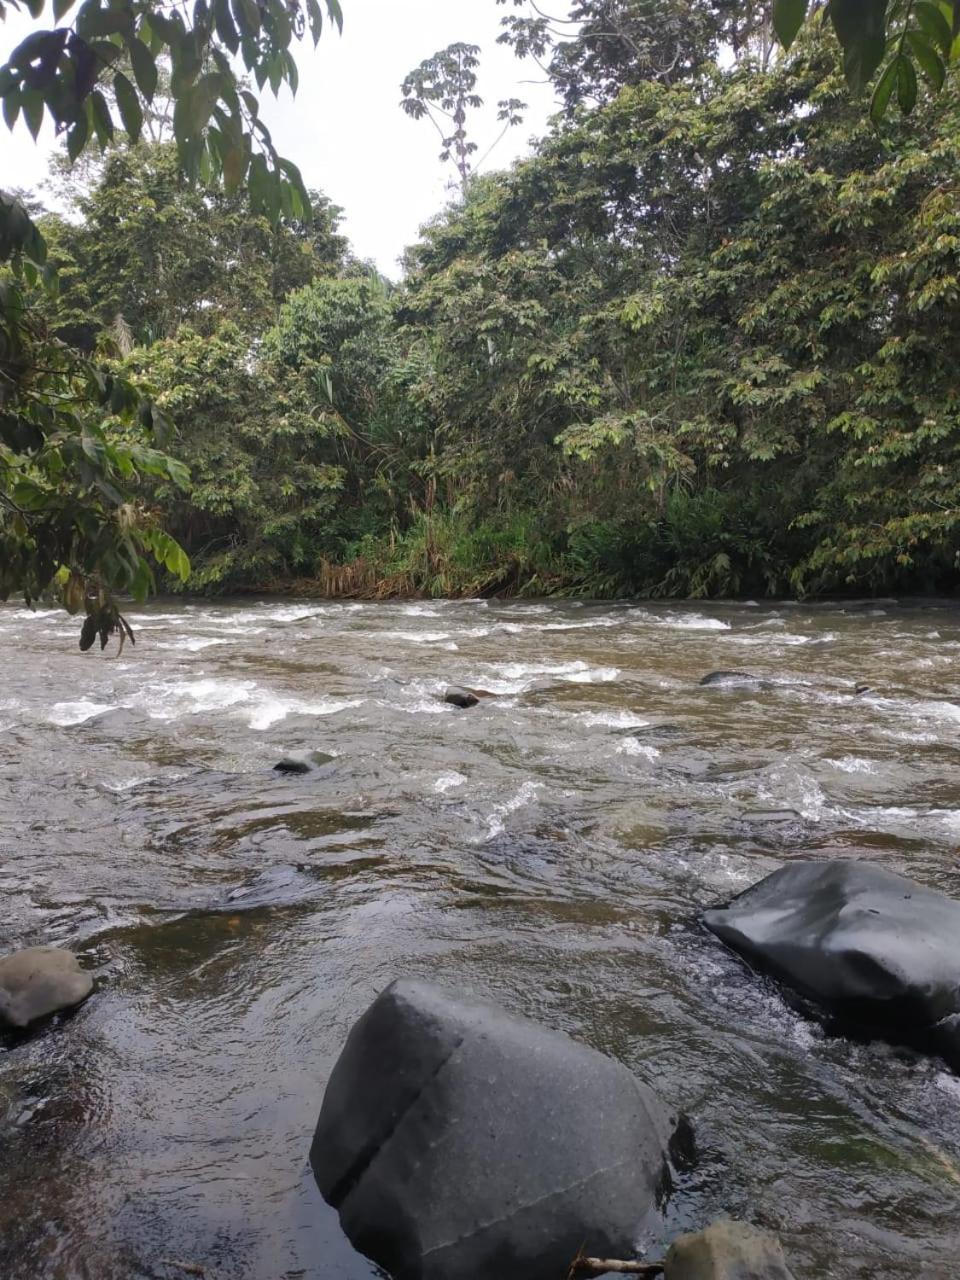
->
[703, 859, 960, 1069]
[0, 947, 93, 1029]
[664, 1219, 796, 1280]
[443, 686, 479, 708]
[273, 758, 312, 774]
[699, 671, 769, 689]
[854, 683, 873, 697]
[310, 978, 676, 1280]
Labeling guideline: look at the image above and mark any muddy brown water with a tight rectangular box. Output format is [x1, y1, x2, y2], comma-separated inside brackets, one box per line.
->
[1, 597, 959, 1279]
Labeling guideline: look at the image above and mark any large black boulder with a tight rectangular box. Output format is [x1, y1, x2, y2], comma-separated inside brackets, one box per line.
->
[703, 859, 960, 1069]
[310, 978, 676, 1280]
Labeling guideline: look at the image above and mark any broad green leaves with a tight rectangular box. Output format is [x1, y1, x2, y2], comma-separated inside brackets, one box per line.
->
[1, 0, 345, 228]
[773, 0, 809, 51]
[776, 0, 960, 119]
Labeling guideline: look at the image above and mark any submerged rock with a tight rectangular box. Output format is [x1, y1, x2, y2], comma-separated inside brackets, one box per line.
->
[699, 671, 769, 689]
[443, 686, 479, 708]
[740, 809, 802, 824]
[273, 757, 312, 774]
[665, 1219, 796, 1280]
[703, 859, 960, 1069]
[310, 978, 676, 1280]
[0, 947, 93, 1029]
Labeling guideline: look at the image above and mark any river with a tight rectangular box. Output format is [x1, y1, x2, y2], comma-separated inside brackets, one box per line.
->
[1, 596, 959, 1279]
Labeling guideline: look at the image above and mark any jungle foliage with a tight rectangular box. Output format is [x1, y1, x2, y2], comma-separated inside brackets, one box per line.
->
[5, 2, 960, 607]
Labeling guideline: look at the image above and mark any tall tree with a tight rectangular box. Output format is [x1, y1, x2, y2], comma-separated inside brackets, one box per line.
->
[400, 42, 524, 195]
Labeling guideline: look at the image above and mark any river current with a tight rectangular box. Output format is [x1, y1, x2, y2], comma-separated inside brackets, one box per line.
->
[1, 596, 959, 1279]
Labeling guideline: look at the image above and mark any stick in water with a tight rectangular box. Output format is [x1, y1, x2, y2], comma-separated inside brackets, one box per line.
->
[567, 1253, 664, 1277]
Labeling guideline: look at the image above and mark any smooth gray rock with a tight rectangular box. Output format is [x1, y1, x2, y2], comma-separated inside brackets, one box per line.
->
[665, 1220, 796, 1280]
[443, 686, 479, 708]
[310, 978, 675, 1280]
[273, 757, 312, 774]
[0, 947, 93, 1029]
[703, 859, 960, 1068]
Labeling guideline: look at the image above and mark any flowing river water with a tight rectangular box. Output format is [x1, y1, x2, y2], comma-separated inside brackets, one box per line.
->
[1, 596, 959, 1280]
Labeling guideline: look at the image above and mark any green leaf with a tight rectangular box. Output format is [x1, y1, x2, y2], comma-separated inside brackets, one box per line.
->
[232, 0, 261, 38]
[906, 30, 946, 88]
[829, 0, 888, 91]
[127, 37, 158, 101]
[113, 71, 143, 140]
[914, 1, 954, 56]
[130, 556, 155, 603]
[773, 0, 809, 48]
[213, 0, 240, 52]
[222, 140, 248, 189]
[870, 53, 901, 121]
[897, 47, 919, 110]
[2, 91, 20, 132]
[53, 0, 76, 19]
[89, 89, 114, 148]
[166, 457, 191, 489]
[76, 3, 133, 39]
[20, 89, 43, 141]
[66, 111, 89, 161]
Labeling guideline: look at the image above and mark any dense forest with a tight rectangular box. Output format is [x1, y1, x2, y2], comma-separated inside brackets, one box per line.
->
[6, 6, 960, 604]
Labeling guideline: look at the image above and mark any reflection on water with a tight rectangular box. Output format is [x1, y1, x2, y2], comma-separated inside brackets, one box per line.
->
[1, 597, 960, 1278]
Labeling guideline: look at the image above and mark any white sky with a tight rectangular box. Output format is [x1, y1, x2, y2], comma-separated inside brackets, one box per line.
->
[0, 0, 562, 275]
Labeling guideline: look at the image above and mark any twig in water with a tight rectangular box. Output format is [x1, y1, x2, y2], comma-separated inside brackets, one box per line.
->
[567, 1251, 664, 1277]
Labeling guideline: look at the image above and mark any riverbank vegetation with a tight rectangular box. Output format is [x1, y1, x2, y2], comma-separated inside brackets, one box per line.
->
[5, 4, 960, 607]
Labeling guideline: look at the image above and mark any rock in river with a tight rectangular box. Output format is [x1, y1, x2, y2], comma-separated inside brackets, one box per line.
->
[703, 859, 960, 1069]
[0, 947, 93, 1029]
[443, 685, 479, 708]
[664, 1219, 796, 1280]
[699, 671, 769, 689]
[273, 757, 313, 774]
[310, 978, 676, 1280]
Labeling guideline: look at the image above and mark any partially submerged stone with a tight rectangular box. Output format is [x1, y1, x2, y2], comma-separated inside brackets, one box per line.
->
[443, 685, 478, 708]
[665, 1219, 796, 1280]
[0, 947, 93, 1029]
[273, 757, 312, 774]
[310, 978, 676, 1280]
[699, 671, 769, 690]
[703, 859, 960, 1069]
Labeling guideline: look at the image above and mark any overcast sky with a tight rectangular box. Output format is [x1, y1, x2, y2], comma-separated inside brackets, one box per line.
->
[1, 0, 562, 275]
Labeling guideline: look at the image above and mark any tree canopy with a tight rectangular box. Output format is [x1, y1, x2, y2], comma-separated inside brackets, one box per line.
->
[3, 0, 960, 642]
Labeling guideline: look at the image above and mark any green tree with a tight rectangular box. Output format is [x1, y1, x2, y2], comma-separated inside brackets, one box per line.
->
[400, 42, 525, 195]
[0, 0, 343, 643]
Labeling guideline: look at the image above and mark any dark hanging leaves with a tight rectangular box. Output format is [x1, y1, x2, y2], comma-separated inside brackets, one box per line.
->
[828, 0, 889, 92]
[113, 71, 143, 140]
[773, 0, 809, 50]
[126, 37, 159, 102]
